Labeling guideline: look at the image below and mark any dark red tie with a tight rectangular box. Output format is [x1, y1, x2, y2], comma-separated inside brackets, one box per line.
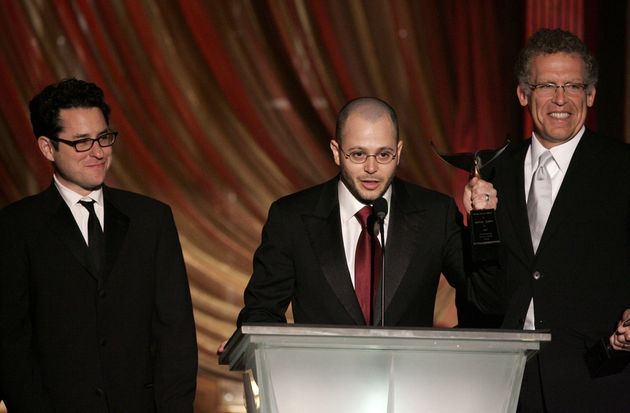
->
[355, 205, 383, 325]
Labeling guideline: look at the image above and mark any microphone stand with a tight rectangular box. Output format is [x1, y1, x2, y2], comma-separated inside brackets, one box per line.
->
[371, 197, 388, 327]
[378, 217, 386, 327]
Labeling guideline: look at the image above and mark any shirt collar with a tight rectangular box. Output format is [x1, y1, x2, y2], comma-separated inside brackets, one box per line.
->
[53, 174, 104, 208]
[531, 126, 584, 173]
[338, 179, 393, 223]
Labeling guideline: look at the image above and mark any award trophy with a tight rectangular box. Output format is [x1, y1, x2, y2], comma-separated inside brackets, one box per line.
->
[432, 141, 510, 261]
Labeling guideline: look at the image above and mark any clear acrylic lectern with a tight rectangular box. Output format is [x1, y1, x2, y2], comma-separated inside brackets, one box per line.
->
[219, 324, 550, 413]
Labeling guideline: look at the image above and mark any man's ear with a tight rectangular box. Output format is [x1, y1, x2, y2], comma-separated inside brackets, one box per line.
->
[586, 86, 596, 108]
[330, 139, 341, 166]
[516, 85, 529, 107]
[395, 140, 403, 165]
[38, 136, 56, 162]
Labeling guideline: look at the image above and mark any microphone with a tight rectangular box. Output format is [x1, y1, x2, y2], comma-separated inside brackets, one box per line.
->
[372, 197, 388, 236]
[371, 197, 388, 326]
[373, 197, 388, 220]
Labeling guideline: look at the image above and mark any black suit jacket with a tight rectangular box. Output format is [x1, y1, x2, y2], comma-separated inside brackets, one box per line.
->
[486, 131, 630, 411]
[0, 185, 197, 412]
[237, 176, 480, 327]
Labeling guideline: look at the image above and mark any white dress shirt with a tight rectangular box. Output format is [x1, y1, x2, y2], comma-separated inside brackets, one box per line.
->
[338, 181, 391, 287]
[522, 126, 583, 330]
[53, 175, 104, 245]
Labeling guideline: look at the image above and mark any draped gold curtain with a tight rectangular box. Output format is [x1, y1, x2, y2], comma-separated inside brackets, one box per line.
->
[0, 1, 585, 411]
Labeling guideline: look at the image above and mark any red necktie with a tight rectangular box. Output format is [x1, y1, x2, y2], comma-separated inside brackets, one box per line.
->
[355, 205, 382, 325]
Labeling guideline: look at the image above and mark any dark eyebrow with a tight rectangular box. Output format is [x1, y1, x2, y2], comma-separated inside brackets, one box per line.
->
[71, 128, 109, 140]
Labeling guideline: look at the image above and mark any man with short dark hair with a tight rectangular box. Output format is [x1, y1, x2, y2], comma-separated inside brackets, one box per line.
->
[0, 79, 198, 412]
[465, 29, 630, 411]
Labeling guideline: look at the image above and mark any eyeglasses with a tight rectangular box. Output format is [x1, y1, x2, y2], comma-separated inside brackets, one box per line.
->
[527, 82, 589, 96]
[48, 131, 118, 152]
[339, 147, 397, 164]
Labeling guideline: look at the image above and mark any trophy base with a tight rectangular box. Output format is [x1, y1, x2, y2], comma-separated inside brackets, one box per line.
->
[472, 242, 500, 262]
[470, 209, 500, 262]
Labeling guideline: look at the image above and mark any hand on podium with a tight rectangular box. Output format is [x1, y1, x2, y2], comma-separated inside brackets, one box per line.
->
[217, 339, 228, 355]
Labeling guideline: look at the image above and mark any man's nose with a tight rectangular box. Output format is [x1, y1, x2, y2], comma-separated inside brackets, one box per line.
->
[89, 142, 104, 157]
[551, 86, 567, 104]
[364, 156, 378, 173]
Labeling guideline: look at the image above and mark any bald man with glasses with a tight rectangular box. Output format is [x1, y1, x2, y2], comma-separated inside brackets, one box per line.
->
[232, 97, 493, 333]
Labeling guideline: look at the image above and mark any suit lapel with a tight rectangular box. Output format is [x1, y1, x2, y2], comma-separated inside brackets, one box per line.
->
[102, 187, 129, 281]
[500, 141, 536, 264]
[45, 186, 99, 283]
[46, 185, 130, 287]
[372, 179, 426, 325]
[303, 178, 366, 325]
[536, 132, 599, 254]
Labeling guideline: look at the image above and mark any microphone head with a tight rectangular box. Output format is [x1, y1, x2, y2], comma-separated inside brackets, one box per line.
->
[373, 197, 388, 220]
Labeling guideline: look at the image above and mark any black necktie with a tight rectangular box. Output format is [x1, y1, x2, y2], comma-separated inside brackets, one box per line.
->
[79, 200, 105, 275]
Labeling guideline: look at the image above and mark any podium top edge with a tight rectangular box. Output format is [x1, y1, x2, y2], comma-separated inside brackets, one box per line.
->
[219, 324, 551, 367]
[238, 323, 551, 342]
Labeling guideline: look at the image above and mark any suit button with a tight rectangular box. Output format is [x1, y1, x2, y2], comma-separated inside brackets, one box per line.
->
[98, 289, 106, 298]
[100, 339, 107, 346]
[532, 271, 541, 280]
[95, 387, 104, 396]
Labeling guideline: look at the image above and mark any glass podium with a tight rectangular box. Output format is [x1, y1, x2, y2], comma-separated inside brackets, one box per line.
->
[219, 324, 550, 413]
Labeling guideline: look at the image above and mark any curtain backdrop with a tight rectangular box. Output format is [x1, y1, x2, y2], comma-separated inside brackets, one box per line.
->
[0, 1, 624, 411]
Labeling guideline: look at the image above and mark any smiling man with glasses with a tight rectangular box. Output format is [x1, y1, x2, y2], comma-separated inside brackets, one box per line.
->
[47, 130, 118, 152]
[0, 78, 198, 411]
[464, 28, 630, 412]
[221, 96, 491, 351]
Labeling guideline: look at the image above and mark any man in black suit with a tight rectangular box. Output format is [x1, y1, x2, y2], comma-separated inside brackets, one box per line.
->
[465, 29, 630, 411]
[234, 97, 490, 329]
[0, 79, 197, 411]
